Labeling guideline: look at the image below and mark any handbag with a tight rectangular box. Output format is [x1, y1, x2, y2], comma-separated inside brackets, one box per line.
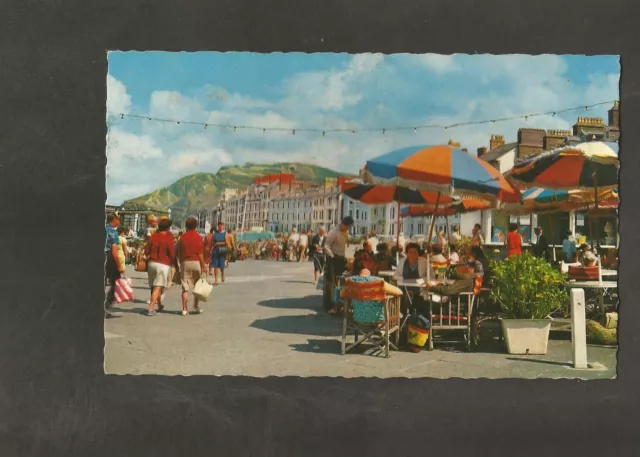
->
[316, 274, 325, 290]
[114, 276, 134, 304]
[215, 245, 229, 257]
[193, 276, 213, 302]
[136, 257, 147, 272]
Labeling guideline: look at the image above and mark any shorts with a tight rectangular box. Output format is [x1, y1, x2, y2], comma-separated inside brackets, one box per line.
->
[180, 260, 202, 292]
[147, 261, 171, 289]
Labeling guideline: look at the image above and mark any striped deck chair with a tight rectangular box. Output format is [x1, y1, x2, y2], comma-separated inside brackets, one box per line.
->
[431, 261, 449, 279]
[341, 276, 401, 358]
[429, 275, 483, 352]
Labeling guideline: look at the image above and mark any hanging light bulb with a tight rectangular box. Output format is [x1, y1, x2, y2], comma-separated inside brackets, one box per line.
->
[233, 126, 236, 132]
[322, 131, 326, 137]
[177, 121, 180, 125]
[351, 130, 355, 135]
[204, 124, 208, 129]
[585, 106, 590, 111]
[292, 129, 296, 135]
[262, 128, 266, 135]
[525, 116, 528, 121]
[413, 128, 417, 133]
[552, 112, 556, 117]
[120, 114, 124, 119]
[382, 128, 386, 135]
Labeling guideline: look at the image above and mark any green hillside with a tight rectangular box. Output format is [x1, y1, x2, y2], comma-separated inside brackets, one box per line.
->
[122, 162, 350, 222]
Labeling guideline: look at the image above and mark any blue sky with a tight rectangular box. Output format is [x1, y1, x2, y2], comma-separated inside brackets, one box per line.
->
[106, 52, 619, 205]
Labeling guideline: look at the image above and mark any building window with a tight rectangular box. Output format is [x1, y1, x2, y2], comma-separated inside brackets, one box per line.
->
[356, 209, 360, 219]
[391, 207, 395, 219]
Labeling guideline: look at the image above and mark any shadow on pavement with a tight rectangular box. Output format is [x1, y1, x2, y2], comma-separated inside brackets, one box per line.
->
[283, 280, 315, 285]
[257, 295, 323, 311]
[250, 314, 342, 337]
[505, 357, 573, 368]
[289, 339, 342, 354]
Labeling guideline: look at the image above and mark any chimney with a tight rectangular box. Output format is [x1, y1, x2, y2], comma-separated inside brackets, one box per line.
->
[490, 135, 505, 150]
[448, 140, 461, 148]
[608, 101, 620, 127]
[477, 147, 488, 158]
[461, 148, 468, 153]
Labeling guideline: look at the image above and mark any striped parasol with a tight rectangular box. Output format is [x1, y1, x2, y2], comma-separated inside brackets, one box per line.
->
[360, 144, 521, 203]
[400, 198, 492, 218]
[341, 180, 457, 206]
[506, 141, 619, 192]
[503, 187, 618, 215]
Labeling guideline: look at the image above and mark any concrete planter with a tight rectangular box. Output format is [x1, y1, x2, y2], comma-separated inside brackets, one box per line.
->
[500, 319, 552, 355]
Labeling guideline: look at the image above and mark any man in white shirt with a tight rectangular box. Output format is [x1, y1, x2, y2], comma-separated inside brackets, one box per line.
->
[449, 225, 462, 245]
[367, 231, 379, 254]
[323, 216, 354, 312]
[298, 231, 309, 262]
[289, 227, 300, 261]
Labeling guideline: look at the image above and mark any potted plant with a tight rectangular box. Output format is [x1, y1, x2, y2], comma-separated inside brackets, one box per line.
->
[454, 235, 473, 254]
[490, 253, 568, 355]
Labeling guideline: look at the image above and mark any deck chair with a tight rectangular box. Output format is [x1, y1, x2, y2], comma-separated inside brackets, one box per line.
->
[341, 277, 401, 358]
[428, 275, 483, 352]
[431, 261, 449, 279]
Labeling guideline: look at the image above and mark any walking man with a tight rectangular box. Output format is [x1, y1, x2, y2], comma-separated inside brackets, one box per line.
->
[323, 216, 354, 314]
[105, 212, 126, 318]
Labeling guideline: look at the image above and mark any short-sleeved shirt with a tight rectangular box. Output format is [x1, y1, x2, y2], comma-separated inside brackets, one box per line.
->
[178, 230, 204, 263]
[105, 224, 120, 252]
[145, 231, 176, 266]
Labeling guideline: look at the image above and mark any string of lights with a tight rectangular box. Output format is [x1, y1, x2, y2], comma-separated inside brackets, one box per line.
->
[112, 100, 618, 135]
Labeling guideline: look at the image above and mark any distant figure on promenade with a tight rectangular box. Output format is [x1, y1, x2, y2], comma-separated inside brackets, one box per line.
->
[178, 216, 207, 315]
[289, 227, 300, 261]
[367, 231, 380, 254]
[226, 228, 237, 266]
[505, 223, 523, 257]
[204, 228, 214, 275]
[310, 225, 326, 285]
[562, 230, 577, 263]
[105, 212, 126, 319]
[144, 217, 175, 316]
[449, 225, 462, 245]
[323, 216, 354, 314]
[145, 215, 159, 240]
[298, 230, 309, 262]
[211, 221, 231, 285]
[534, 227, 549, 261]
[471, 223, 485, 246]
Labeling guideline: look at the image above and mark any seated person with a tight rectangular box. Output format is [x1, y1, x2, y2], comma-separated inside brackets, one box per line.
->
[448, 244, 460, 265]
[373, 243, 392, 270]
[430, 245, 448, 264]
[352, 244, 376, 275]
[340, 259, 403, 323]
[394, 242, 434, 313]
[362, 240, 374, 256]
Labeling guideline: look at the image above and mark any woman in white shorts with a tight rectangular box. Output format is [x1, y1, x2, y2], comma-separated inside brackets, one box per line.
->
[144, 218, 176, 316]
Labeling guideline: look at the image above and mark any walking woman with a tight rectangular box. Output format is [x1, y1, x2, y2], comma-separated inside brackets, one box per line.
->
[144, 218, 175, 316]
[116, 227, 129, 268]
[178, 217, 207, 315]
[211, 221, 231, 285]
[505, 223, 523, 257]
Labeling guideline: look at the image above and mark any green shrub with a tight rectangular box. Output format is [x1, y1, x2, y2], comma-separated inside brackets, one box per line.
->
[455, 235, 473, 254]
[490, 253, 568, 320]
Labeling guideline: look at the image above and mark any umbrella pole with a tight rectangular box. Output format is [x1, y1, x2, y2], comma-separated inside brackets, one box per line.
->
[445, 213, 451, 256]
[396, 198, 401, 247]
[548, 213, 556, 262]
[593, 170, 599, 210]
[427, 192, 441, 248]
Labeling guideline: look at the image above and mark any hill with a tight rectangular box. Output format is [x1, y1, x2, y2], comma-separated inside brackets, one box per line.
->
[122, 162, 350, 222]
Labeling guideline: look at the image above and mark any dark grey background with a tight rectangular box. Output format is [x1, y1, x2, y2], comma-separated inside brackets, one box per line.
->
[0, 0, 637, 455]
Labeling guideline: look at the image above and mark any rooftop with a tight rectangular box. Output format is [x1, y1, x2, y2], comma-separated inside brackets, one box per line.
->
[481, 142, 518, 163]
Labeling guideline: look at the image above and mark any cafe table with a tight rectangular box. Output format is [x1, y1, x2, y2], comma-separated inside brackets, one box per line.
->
[565, 280, 618, 315]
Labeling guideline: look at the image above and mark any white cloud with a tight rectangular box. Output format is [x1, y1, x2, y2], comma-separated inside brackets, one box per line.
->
[106, 75, 132, 117]
[417, 53, 459, 74]
[106, 53, 619, 205]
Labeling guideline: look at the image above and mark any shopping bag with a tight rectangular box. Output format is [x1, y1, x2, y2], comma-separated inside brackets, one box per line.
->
[193, 277, 213, 302]
[114, 277, 134, 304]
[316, 273, 324, 290]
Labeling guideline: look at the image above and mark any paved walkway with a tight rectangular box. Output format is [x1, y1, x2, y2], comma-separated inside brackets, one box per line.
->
[105, 259, 617, 379]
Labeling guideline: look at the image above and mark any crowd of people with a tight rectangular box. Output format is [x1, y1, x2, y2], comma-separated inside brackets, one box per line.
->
[104, 213, 238, 318]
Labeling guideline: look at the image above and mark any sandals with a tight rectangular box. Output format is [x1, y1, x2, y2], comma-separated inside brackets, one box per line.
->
[191, 308, 203, 315]
[146, 310, 157, 316]
[328, 307, 339, 315]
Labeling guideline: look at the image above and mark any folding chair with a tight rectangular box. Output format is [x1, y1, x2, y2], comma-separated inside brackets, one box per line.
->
[341, 277, 401, 358]
[428, 275, 483, 352]
[431, 261, 449, 279]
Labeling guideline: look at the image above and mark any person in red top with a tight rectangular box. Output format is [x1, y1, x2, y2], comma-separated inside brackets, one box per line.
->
[178, 216, 207, 315]
[144, 218, 176, 316]
[505, 223, 523, 257]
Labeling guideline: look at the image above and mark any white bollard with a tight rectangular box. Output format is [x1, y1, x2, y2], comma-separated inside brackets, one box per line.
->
[570, 288, 588, 369]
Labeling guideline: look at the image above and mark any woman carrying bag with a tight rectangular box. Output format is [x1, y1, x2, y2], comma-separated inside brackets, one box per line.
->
[211, 221, 231, 285]
[178, 217, 208, 315]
